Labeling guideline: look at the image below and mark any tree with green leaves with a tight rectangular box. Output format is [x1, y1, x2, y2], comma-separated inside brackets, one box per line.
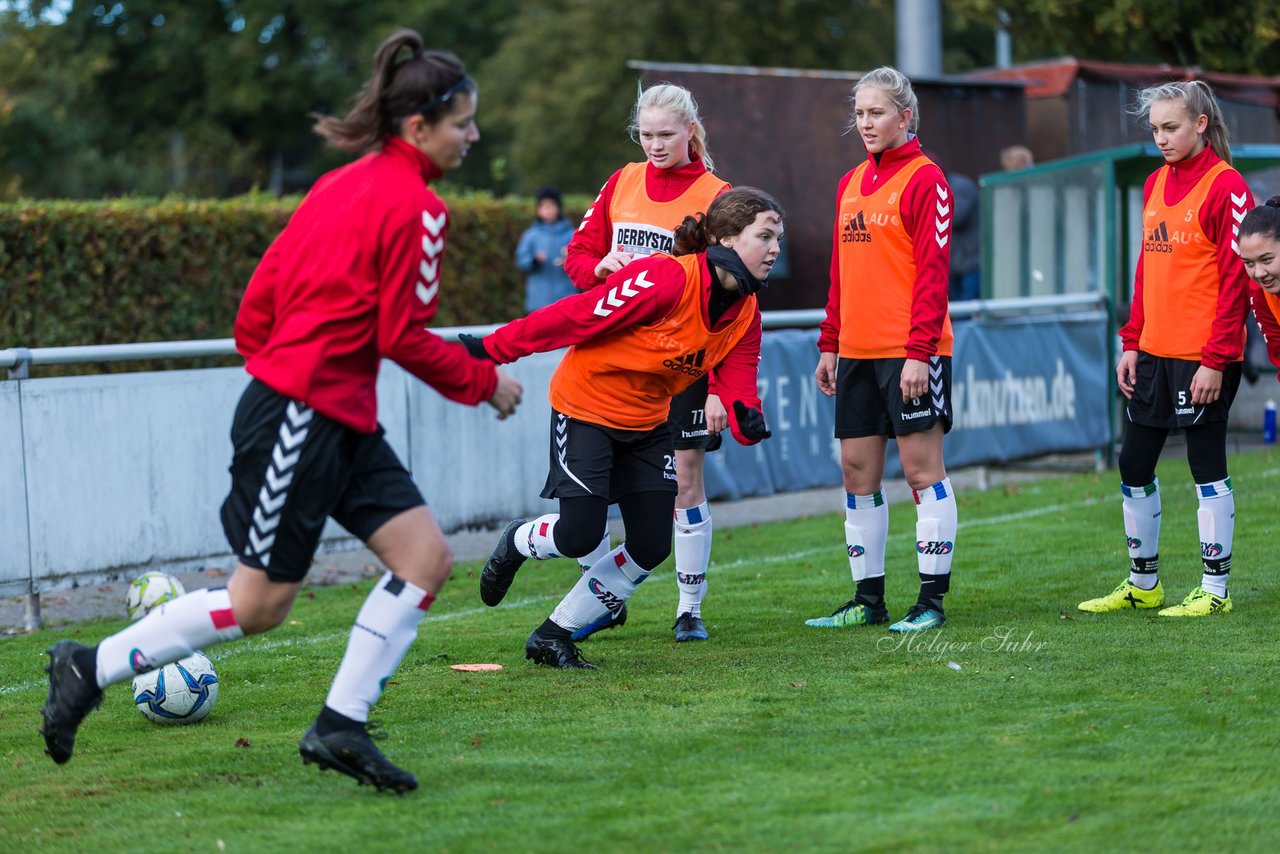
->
[479, 0, 903, 194]
[0, 1, 520, 198]
[0, 0, 1011, 199]
[952, 1, 1280, 75]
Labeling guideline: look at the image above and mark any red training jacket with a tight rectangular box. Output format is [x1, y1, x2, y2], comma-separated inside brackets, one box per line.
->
[234, 136, 498, 433]
[818, 137, 951, 361]
[1119, 146, 1253, 371]
[564, 154, 727, 289]
[1250, 284, 1280, 381]
[482, 253, 765, 446]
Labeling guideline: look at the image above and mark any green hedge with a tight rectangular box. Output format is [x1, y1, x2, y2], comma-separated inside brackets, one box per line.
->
[0, 192, 576, 370]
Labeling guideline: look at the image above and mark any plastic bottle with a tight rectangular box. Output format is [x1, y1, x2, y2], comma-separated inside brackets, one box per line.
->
[1265, 400, 1277, 445]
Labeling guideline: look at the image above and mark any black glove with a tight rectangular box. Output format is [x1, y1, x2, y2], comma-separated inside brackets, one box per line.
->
[458, 333, 494, 361]
[732, 400, 772, 440]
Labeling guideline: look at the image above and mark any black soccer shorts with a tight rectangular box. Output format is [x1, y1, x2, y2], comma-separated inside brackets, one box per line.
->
[834, 355, 953, 439]
[220, 379, 424, 582]
[540, 410, 677, 503]
[1125, 352, 1241, 429]
[668, 375, 723, 452]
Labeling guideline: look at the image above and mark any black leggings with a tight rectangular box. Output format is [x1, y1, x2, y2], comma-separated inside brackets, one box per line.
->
[1118, 420, 1229, 486]
[551, 492, 675, 571]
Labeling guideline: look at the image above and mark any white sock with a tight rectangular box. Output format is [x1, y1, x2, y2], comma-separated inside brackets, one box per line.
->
[845, 491, 888, 585]
[1195, 477, 1234, 597]
[1122, 479, 1161, 589]
[674, 502, 711, 618]
[96, 587, 243, 687]
[550, 545, 651, 631]
[514, 514, 563, 560]
[914, 478, 957, 609]
[577, 525, 612, 572]
[325, 572, 435, 723]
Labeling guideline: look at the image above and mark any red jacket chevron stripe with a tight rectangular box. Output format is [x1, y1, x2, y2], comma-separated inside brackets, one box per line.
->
[483, 252, 764, 445]
[234, 136, 498, 433]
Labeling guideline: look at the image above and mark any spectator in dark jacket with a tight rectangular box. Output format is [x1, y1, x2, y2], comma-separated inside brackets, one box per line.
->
[947, 170, 981, 301]
[516, 187, 577, 312]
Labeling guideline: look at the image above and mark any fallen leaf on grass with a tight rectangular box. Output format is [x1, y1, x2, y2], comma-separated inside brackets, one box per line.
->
[235, 738, 251, 748]
[1059, 611, 1074, 620]
[789, 681, 808, 688]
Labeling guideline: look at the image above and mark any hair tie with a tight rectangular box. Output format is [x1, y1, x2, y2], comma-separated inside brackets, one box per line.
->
[1267, 197, 1280, 209]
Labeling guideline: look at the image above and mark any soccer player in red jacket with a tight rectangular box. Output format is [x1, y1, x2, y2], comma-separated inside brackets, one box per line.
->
[462, 188, 780, 668]
[810, 67, 957, 634]
[39, 29, 522, 793]
[563, 83, 732, 644]
[1079, 81, 1251, 618]
[1239, 196, 1280, 373]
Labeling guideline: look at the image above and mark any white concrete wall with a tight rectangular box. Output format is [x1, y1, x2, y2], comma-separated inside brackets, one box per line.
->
[1, 353, 566, 595]
[0, 382, 31, 589]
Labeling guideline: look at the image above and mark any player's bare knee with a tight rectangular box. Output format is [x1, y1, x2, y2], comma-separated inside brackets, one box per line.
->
[391, 545, 453, 593]
[235, 600, 291, 636]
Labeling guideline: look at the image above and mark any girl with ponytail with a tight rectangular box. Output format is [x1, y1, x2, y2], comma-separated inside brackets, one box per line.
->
[461, 188, 782, 669]
[1079, 80, 1253, 618]
[38, 29, 523, 795]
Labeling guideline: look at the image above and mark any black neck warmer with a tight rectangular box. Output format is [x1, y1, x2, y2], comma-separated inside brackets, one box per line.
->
[705, 244, 768, 296]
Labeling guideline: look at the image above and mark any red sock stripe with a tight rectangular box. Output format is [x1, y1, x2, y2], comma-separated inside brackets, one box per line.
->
[539, 521, 550, 537]
[417, 591, 437, 611]
[210, 607, 238, 630]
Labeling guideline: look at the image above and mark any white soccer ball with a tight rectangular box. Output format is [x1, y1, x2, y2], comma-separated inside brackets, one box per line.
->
[131, 651, 219, 725]
[125, 571, 186, 621]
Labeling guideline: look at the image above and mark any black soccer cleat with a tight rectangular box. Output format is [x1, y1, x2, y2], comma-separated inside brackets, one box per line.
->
[480, 519, 528, 607]
[525, 629, 598, 670]
[40, 640, 104, 765]
[673, 612, 710, 642]
[299, 723, 418, 794]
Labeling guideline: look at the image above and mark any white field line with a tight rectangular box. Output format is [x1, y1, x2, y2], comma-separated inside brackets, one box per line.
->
[0, 594, 563, 694]
[714, 463, 1280, 574]
[9, 468, 1280, 695]
[0, 499, 1107, 696]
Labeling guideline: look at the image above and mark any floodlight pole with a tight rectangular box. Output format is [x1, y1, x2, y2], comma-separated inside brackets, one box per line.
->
[896, 0, 943, 79]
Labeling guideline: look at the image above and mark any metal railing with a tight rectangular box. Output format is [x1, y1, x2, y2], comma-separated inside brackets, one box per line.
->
[1, 296, 1107, 378]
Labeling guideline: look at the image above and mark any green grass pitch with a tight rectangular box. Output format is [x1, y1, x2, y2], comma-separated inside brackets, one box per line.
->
[2, 449, 1278, 852]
